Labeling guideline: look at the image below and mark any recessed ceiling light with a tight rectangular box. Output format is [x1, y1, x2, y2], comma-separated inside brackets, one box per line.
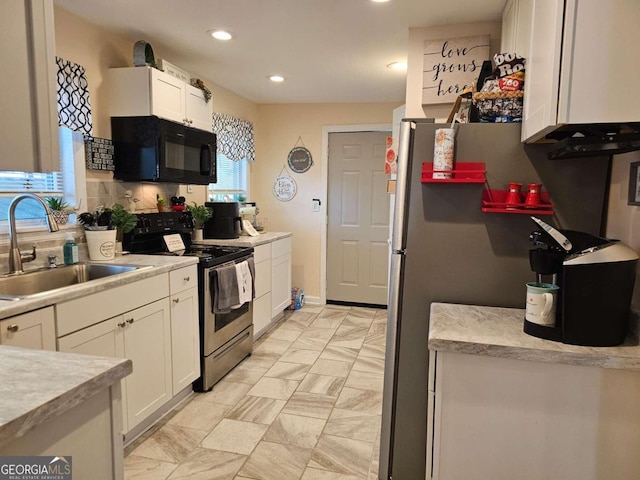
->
[370, 0, 391, 3]
[269, 75, 285, 82]
[209, 30, 233, 41]
[387, 61, 407, 71]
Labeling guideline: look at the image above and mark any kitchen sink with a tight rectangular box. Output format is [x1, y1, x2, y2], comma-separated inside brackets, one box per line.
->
[0, 263, 152, 299]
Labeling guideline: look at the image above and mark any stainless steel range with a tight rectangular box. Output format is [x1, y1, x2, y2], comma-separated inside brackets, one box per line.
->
[123, 212, 254, 392]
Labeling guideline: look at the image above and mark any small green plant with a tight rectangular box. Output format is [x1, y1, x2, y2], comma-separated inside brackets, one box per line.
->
[186, 202, 211, 228]
[156, 194, 167, 204]
[109, 204, 138, 234]
[44, 196, 70, 212]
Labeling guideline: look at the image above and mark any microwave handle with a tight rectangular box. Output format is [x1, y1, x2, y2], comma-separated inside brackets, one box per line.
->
[200, 144, 213, 176]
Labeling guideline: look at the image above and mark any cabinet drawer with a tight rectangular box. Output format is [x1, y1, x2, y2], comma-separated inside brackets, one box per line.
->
[58, 317, 117, 355]
[56, 274, 169, 337]
[255, 259, 272, 299]
[0, 307, 55, 351]
[253, 294, 272, 338]
[254, 243, 271, 263]
[169, 265, 198, 295]
[272, 237, 291, 258]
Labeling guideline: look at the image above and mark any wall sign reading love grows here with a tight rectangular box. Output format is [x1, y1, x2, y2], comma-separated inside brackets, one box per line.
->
[422, 35, 490, 105]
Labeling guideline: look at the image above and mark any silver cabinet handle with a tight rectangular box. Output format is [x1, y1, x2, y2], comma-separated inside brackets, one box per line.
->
[7, 324, 18, 333]
[126, 318, 134, 324]
[184, 276, 190, 282]
[117, 321, 126, 328]
[173, 298, 180, 304]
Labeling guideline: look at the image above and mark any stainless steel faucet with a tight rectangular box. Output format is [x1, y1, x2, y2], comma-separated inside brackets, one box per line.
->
[8, 193, 60, 274]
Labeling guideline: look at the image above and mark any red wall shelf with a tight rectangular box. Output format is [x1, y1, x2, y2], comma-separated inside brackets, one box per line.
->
[482, 189, 555, 215]
[421, 162, 486, 183]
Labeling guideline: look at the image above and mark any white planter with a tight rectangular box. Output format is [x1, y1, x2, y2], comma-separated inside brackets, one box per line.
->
[86, 229, 117, 261]
[192, 228, 204, 241]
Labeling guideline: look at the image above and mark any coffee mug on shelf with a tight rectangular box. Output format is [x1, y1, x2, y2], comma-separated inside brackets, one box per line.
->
[525, 282, 559, 326]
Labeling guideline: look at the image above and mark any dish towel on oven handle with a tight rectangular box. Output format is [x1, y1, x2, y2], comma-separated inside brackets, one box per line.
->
[232, 257, 255, 308]
[209, 261, 240, 314]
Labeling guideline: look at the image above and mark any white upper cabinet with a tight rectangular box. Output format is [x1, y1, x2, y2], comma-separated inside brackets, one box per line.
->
[107, 67, 213, 132]
[506, 0, 640, 143]
[0, 0, 58, 172]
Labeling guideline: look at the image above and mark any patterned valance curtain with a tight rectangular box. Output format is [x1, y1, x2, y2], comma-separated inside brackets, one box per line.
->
[212, 113, 255, 163]
[56, 57, 93, 135]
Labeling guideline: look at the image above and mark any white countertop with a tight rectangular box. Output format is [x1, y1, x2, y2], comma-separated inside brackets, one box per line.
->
[429, 303, 640, 371]
[193, 231, 292, 248]
[0, 254, 198, 320]
[0, 345, 132, 447]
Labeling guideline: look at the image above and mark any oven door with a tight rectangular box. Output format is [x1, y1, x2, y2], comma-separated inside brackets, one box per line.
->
[203, 263, 253, 355]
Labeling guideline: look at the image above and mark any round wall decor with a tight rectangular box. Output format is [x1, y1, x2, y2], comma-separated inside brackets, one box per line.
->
[273, 175, 297, 202]
[287, 146, 313, 173]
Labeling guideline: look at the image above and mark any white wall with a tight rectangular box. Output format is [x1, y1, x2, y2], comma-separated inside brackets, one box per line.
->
[606, 150, 640, 311]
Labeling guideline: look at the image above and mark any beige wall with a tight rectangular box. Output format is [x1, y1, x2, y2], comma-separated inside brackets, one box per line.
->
[253, 102, 401, 301]
[406, 22, 502, 121]
[54, 6, 258, 209]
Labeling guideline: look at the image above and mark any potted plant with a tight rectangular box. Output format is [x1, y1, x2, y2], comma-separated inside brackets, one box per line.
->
[44, 196, 72, 225]
[78, 204, 137, 259]
[156, 194, 169, 212]
[186, 202, 211, 241]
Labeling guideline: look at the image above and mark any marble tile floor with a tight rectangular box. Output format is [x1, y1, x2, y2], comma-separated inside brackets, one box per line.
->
[124, 304, 387, 480]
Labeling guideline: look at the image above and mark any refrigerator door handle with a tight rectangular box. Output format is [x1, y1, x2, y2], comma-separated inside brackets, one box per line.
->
[390, 120, 415, 253]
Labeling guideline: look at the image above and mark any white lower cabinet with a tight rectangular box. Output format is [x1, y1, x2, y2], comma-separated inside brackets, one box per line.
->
[117, 299, 172, 431]
[58, 299, 172, 434]
[170, 287, 200, 394]
[271, 237, 292, 319]
[253, 243, 273, 337]
[0, 307, 55, 350]
[427, 350, 640, 479]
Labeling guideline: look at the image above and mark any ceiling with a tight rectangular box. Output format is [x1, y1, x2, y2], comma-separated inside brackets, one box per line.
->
[53, 0, 507, 104]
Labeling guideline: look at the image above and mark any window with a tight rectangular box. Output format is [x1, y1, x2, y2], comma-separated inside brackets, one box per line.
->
[208, 154, 247, 202]
[0, 126, 86, 229]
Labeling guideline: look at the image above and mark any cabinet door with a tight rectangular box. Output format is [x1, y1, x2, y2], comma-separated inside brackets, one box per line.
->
[0, 0, 58, 172]
[255, 258, 272, 299]
[520, 0, 564, 142]
[253, 294, 272, 339]
[271, 254, 292, 319]
[0, 307, 55, 350]
[185, 84, 213, 132]
[150, 68, 186, 125]
[117, 298, 172, 431]
[170, 287, 200, 395]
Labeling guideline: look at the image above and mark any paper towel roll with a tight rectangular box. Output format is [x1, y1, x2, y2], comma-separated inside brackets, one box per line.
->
[433, 128, 455, 179]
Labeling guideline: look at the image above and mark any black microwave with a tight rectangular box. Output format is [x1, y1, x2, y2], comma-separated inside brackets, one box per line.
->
[111, 116, 217, 185]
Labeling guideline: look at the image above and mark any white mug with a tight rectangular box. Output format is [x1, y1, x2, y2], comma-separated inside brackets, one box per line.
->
[525, 282, 559, 326]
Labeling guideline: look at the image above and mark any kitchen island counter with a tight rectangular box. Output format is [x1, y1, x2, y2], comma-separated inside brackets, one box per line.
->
[429, 302, 640, 371]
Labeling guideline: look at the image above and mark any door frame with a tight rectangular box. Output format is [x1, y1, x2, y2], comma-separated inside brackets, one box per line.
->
[320, 123, 392, 305]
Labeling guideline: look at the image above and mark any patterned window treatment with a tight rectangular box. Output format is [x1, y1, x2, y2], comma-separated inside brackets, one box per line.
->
[212, 113, 255, 163]
[56, 57, 93, 135]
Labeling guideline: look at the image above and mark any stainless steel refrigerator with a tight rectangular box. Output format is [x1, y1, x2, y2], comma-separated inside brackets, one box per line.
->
[379, 121, 611, 480]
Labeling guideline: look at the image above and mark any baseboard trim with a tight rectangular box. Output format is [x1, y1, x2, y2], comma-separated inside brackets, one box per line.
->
[326, 299, 387, 309]
[303, 296, 322, 305]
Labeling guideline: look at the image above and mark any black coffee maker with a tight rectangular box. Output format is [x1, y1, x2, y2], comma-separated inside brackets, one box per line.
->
[525, 216, 638, 346]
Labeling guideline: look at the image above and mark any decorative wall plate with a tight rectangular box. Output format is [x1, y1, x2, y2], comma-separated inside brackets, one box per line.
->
[273, 175, 297, 202]
[287, 146, 313, 173]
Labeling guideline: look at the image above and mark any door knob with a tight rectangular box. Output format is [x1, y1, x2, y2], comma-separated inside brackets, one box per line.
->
[7, 324, 18, 332]
[126, 318, 134, 324]
[173, 298, 180, 303]
[117, 321, 126, 328]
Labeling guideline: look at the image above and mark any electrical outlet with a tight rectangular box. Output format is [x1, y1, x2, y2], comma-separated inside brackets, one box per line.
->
[187, 185, 194, 193]
[312, 198, 321, 212]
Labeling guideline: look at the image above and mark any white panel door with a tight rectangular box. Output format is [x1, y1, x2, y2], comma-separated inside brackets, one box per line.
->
[327, 131, 390, 305]
[150, 68, 186, 125]
[185, 84, 213, 132]
[170, 287, 200, 395]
